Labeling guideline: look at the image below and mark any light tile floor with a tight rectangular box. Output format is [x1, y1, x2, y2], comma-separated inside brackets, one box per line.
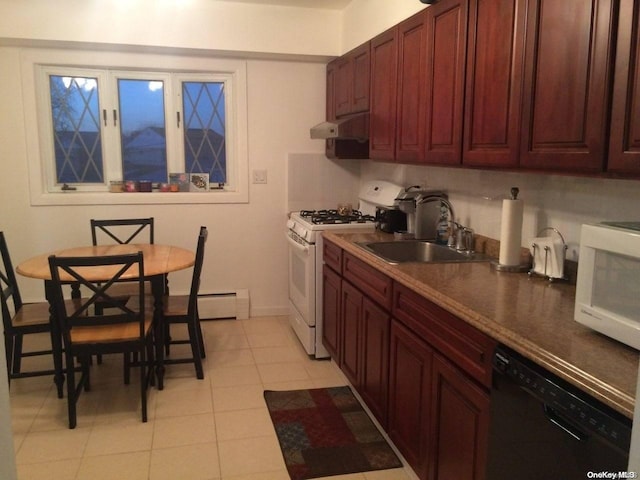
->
[9, 315, 416, 480]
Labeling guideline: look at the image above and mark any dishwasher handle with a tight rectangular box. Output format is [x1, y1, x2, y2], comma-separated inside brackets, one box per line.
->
[543, 405, 587, 442]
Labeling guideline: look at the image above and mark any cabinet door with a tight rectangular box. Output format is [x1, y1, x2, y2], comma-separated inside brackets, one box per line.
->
[325, 60, 337, 158]
[396, 10, 428, 163]
[351, 43, 371, 113]
[359, 296, 390, 427]
[370, 27, 399, 160]
[429, 354, 490, 480]
[334, 43, 370, 117]
[609, 0, 640, 175]
[388, 319, 432, 480]
[519, 0, 615, 172]
[334, 56, 352, 118]
[322, 265, 341, 361]
[463, 0, 526, 167]
[341, 280, 362, 386]
[423, 0, 468, 165]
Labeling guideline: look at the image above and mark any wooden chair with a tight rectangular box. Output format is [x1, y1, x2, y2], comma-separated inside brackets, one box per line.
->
[90, 217, 157, 314]
[47, 252, 156, 429]
[90, 218, 154, 246]
[162, 226, 207, 379]
[1, 232, 59, 389]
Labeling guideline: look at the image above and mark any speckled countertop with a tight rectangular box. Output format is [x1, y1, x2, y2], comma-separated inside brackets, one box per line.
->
[323, 230, 638, 418]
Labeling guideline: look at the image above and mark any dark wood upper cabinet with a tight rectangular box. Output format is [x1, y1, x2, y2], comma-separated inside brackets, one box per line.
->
[396, 10, 428, 163]
[423, 0, 468, 165]
[370, 27, 399, 160]
[463, 0, 526, 167]
[519, 0, 616, 172]
[325, 57, 370, 159]
[609, 0, 640, 175]
[334, 42, 371, 117]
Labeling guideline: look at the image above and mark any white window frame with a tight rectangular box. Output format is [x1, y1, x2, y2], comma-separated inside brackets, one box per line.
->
[21, 48, 249, 205]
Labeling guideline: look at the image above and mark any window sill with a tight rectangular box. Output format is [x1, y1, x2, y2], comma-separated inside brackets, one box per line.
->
[29, 189, 249, 206]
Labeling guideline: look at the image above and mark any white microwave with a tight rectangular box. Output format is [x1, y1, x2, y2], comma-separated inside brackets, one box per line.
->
[575, 222, 640, 350]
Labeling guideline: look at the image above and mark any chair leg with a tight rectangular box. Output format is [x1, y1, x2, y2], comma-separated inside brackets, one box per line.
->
[11, 334, 23, 374]
[140, 347, 147, 423]
[187, 319, 204, 380]
[124, 352, 131, 385]
[66, 355, 77, 429]
[4, 333, 14, 384]
[164, 322, 171, 356]
[196, 316, 206, 359]
[81, 357, 91, 392]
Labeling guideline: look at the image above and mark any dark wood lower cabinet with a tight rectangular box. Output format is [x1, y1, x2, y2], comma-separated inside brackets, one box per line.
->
[429, 354, 490, 480]
[359, 296, 390, 426]
[341, 280, 390, 426]
[388, 319, 490, 480]
[322, 265, 341, 361]
[323, 241, 492, 480]
[341, 280, 362, 386]
[388, 319, 432, 479]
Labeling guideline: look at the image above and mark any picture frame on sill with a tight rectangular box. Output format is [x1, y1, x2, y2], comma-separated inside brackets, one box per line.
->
[169, 173, 190, 192]
[190, 173, 209, 192]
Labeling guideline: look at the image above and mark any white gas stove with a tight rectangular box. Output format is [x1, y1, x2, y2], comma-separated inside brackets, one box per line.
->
[286, 181, 404, 358]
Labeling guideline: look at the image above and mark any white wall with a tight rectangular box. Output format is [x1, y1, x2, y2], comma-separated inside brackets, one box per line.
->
[0, 0, 342, 57]
[342, 0, 426, 51]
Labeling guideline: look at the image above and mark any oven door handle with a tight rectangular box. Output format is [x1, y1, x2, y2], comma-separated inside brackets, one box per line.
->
[285, 232, 310, 254]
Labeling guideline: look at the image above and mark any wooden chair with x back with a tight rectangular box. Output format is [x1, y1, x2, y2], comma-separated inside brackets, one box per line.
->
[161, 226, 208, 379]
[48, 251, 156, 429]
[1, 231, 61, 394]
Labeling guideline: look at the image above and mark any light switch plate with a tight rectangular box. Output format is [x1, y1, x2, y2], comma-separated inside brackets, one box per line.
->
[252, 169, 268, 184]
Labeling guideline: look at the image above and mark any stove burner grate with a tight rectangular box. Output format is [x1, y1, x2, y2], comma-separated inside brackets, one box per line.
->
[300, 209, 375, 225]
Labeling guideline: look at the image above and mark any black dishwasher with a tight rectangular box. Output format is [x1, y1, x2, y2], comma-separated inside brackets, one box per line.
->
[486, 346, 632, 479]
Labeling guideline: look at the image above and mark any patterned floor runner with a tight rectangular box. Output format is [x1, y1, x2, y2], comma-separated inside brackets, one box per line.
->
[264, 386, 402, 480]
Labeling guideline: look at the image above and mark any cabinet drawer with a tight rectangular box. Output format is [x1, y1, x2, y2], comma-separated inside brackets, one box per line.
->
[392, 282, 495, 388]
[323, 239, 343, 273]
[343, 252, 392, 310]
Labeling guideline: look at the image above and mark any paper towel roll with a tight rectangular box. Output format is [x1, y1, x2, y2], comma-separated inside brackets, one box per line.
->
[498, 198, 524, 266]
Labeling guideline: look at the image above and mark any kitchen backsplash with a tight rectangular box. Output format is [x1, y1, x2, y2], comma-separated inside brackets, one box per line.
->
[287, 153, 361, 213]
[360, 160, 640, 262]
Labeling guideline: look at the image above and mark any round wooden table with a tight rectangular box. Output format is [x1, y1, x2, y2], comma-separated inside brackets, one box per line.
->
[17, 244, 195, 281]
[17, 244, 195, 393]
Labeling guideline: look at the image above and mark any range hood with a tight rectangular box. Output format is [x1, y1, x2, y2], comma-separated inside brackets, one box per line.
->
[310, 112, 369, 140]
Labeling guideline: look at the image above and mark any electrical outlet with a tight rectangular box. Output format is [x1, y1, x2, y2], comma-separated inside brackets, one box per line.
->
[252, 169, 268, 184]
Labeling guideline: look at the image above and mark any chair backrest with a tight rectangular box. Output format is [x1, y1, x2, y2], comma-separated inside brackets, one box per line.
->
[0, 232, 23, 325]
[47, 252, 146, 349]
[187, 226, 208, 317]
[90, 218, 154, 245]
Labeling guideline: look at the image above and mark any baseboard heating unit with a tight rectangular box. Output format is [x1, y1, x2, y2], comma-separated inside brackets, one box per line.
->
[197, 290, 249, 320]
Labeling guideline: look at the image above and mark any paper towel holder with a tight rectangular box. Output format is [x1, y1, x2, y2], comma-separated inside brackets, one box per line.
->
[528, 227, 568, 282]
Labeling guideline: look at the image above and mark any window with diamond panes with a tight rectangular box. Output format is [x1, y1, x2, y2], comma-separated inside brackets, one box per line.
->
[32, 57, 246, 202]
[182, 81, 226, 184]
[49, 75, 104, 184]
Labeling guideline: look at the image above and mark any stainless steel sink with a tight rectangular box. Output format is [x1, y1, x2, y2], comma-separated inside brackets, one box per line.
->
[357, 240, 491, 264]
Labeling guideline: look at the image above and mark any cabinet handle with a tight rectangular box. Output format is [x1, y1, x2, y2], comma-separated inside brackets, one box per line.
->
[113, 109, 118, 127]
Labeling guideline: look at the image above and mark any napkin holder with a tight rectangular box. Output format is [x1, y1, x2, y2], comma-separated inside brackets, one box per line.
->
[528, 228, 568, 282]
